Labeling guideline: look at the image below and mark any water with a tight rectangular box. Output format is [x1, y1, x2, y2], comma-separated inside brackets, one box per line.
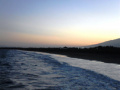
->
[0, 49, 120, 90]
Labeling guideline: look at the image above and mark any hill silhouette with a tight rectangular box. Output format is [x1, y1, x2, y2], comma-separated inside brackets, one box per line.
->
[87, 38, 120, 48]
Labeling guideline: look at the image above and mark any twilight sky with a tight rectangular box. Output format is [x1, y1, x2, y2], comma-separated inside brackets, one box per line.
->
[0, 0, 120, 47]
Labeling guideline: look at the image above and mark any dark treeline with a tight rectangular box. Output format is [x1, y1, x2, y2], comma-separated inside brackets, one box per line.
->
[0, 46, 120, 64]
[24, 46, 120, 54]
[1, 46, 120, 54]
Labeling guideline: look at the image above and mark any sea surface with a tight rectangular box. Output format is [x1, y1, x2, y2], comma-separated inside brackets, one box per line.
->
[0, 49, 120, 90]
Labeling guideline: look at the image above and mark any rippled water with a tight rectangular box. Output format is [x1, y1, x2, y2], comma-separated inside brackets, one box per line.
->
[0, 49, 120, 90]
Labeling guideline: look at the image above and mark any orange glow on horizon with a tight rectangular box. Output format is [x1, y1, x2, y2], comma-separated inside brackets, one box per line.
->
[1, 32, 118, 47]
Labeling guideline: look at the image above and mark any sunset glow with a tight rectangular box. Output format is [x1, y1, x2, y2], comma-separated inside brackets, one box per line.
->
[0, 0, 120, 47]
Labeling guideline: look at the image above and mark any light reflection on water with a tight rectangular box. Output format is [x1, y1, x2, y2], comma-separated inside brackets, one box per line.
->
[0, 49, 120, 90]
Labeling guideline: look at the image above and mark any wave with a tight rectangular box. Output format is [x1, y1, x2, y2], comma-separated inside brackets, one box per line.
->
[0, 49, 120, 90]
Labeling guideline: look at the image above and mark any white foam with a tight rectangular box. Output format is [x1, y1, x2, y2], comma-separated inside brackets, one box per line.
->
[44, 53, 120, 81]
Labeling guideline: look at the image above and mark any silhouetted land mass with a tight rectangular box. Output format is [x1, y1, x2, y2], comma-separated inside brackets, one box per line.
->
[0, 46, 120, 64]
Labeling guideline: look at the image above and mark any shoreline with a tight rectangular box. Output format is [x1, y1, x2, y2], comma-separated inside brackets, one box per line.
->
[21, 50, 120, 64]
[1, 47, 120, 64]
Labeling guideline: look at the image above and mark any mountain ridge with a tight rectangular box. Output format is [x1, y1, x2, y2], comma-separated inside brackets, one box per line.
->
[87, 38, 120, 48]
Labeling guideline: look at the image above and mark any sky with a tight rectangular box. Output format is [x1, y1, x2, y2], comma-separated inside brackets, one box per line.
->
[0, 0, 120, 47]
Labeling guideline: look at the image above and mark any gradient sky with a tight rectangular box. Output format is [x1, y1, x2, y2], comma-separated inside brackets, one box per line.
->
[0, 0, 120, 47]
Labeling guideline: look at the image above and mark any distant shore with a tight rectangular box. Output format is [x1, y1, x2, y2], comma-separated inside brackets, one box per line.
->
[1, 46, 120, 64]
[28, 50, 120, 64]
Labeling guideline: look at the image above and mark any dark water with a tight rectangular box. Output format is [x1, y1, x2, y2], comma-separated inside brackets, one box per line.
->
[0, 49, 120, 90]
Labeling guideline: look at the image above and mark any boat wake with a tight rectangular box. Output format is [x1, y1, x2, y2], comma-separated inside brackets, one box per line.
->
[0, 50, 120, 90]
